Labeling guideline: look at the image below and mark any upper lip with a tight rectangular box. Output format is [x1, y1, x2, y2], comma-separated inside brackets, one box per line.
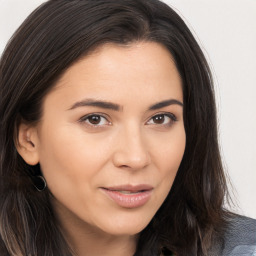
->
[101, 184, 153, 192]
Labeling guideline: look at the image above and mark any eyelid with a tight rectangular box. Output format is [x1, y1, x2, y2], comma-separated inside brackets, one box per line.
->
[146, 112, 177, 125]
[78, 113, 112, 126]
[78, 111, 178, 128]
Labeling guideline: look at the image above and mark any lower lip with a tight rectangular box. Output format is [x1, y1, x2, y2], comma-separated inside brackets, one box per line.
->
[101, 188, 152, 208]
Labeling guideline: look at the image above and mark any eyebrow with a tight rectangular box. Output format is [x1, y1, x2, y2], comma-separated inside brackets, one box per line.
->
[68, 99, 122, 111]
[149, 99, 183, 110]
[68, 98, 183, 111]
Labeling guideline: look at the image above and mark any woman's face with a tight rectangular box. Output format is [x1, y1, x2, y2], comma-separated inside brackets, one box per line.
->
[26, 42, 185, 236]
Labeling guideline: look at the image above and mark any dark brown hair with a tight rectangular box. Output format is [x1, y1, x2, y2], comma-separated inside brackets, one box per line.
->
[0, 0, 230, 255]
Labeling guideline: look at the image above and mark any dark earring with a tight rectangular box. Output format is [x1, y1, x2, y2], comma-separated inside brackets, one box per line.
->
[34, 175, 47, 191]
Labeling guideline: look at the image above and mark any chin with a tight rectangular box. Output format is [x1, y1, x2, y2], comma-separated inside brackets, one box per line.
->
[96, 211, 154, 236]
[102, 225, 146, 236]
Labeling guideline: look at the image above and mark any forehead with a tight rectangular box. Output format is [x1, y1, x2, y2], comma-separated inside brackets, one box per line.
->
[45, 41, 183, 109]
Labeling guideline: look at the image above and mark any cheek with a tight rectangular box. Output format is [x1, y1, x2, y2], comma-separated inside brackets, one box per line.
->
[152, 126, 186, 190]
[37, 124, 113, 192]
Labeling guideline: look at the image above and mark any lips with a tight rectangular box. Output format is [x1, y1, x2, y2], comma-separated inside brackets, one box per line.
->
[100, 185, 153, 208]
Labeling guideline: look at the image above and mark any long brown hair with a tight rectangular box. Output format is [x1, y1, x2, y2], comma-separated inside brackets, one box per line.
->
[0, 0, 230, 255]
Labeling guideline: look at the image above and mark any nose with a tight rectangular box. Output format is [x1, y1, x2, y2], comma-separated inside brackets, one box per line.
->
[112, 125, 151, 170]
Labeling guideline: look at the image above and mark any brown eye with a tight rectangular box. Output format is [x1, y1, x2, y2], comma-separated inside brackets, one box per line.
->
[79, 114, 110, 126]
[147, 113, 177, 126]
[87, 115, 102, 125]
[152, 114, 165, 124]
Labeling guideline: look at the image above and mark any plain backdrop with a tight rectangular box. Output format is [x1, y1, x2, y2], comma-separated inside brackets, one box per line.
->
[0, 0, 255, 219]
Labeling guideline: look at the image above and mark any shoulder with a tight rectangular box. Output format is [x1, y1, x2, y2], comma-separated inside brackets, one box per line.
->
[223, 215, 256, 255]
[210, 214, 256, 256]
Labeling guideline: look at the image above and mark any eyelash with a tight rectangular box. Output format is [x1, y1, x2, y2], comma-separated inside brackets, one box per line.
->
[79, 112, 177, 129]
[78, 113, 111, 128]
[146, 113, 177, 126]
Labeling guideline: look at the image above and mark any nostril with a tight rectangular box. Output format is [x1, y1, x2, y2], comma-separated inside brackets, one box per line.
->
[112, 139, 151, 169]
[120, 165, 130, 168]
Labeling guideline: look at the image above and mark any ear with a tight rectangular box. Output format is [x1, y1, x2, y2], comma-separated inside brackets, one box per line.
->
[16, 123, 40, 166]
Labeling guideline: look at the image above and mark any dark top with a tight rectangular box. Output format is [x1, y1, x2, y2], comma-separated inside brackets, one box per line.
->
[208, 215, 256, 255]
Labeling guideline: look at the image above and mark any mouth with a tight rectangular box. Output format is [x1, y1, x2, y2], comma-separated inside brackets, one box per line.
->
[111, 190, 146, 194]
[100, 185, 153, 208]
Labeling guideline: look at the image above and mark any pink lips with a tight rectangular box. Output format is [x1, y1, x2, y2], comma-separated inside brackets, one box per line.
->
[101, 184, 153, 208]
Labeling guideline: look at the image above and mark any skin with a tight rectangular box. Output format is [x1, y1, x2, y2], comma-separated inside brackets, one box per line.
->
[17, 41, 186, 256]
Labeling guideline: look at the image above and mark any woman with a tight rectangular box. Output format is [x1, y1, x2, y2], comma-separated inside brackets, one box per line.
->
[0, 0, 255, 255]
